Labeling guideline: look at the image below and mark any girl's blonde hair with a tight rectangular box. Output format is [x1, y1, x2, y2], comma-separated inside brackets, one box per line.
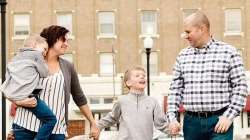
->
[23, 34, 47, 48]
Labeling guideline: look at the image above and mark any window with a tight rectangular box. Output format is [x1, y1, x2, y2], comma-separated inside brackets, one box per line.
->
[141, 11, 157, 35]
[141, 51, 158, 75]
[182, 9, 198, 19]
[14, 14, 30, 37]
[57, 13, 73, 36]
[61, 53, 73, 63]
[89, 97, 114, 105]
[100, 53, 115, 76]
[237, 48, 244, 57]
[89, 98, 100, 104]
[104, 98, 113, 104]
[225, 9, 242, 34]
[98, 12, 115, 36]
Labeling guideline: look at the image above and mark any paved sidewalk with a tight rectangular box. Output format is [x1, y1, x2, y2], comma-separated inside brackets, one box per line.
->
[67, 131, 118, 140]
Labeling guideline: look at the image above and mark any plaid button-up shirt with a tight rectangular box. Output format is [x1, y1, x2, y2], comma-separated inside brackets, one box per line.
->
[168, 39, 247, 122]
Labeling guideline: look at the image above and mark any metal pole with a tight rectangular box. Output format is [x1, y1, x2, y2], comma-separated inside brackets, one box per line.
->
[146, 48, 151, 96]
[112, 44, 116, 99]
[1, 0, 7, 139]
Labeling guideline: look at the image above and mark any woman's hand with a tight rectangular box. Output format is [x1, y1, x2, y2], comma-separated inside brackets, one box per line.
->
[7, 131, 15, 140]
[14, 97, 37, 108]
[90, 124, 100, 140]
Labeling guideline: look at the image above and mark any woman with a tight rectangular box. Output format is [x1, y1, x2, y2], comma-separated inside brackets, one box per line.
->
[12, 25, 99, 140]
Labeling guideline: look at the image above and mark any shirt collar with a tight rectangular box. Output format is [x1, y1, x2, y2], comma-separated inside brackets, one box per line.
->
[129, 89, 145, 95]
[193, 38, 214, 53]
[202, 38, 214, 49]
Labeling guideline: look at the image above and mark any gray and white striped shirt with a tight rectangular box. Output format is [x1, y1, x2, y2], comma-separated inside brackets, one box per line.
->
[14, 71, 67, 134]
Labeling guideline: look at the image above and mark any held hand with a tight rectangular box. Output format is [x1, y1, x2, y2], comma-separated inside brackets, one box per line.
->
[168, 120, 181, 136]
[214, 116, 233, 133]
[7, 131, 15, 140]
[90, 124, 100, 140]
[14, 97, 37, 108]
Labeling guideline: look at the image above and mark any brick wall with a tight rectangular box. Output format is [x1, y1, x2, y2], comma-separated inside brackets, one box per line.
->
[67, 120, 85, 138]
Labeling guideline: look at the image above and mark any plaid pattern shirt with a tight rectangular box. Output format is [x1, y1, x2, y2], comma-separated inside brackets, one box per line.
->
[168, 39, 247, 122]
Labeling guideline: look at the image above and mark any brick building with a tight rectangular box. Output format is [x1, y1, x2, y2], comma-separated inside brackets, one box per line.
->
[5, 0, 250, 75]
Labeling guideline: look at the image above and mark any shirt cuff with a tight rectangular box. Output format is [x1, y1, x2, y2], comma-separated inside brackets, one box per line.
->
[96, 122, 105, 131]
[223, 108, 237, 120]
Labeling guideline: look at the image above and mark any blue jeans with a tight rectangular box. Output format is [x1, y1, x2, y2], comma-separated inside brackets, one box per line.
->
[183, 113, 233, 140]
[13, 124, 65, 140]
[14, 97, 57, 140]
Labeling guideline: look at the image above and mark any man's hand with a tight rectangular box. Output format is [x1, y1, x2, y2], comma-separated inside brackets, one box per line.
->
[214, 116, 233, 133]
[168, 120, 181, 136]
[90, 123, 100, 140]
[14, 97, 37, 108]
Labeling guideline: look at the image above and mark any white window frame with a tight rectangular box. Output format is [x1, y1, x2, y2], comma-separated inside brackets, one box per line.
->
[98, 11, 116, 39]
[141, 51, 158, 75]
[141, 11, 158, 37]
[224, 8, 242, 36]
[99, 53, 115, 76]
[56, 13, 74, 39]
[13, 14, 30, 39]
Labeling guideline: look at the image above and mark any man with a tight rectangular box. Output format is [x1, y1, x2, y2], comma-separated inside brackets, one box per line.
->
[167, 11, 247, 140]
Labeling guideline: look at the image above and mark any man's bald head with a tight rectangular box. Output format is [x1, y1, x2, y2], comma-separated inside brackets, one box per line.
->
[184, 11, 210, 32]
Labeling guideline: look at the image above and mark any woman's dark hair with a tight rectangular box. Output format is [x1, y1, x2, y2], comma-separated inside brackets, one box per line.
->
[40, 25, 69, 48]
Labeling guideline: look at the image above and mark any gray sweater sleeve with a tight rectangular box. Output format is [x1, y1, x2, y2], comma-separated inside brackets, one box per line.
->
[70, 62, 87, 106]
[97, 100, 121, 130]
[33, 51, 49, 77]
[153, 99, 169, 133]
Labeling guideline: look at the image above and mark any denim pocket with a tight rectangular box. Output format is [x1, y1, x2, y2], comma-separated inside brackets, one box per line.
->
[184, 113, 193, 120]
